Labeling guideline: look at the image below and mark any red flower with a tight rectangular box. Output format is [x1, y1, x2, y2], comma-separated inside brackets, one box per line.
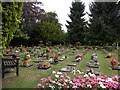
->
[110, 59, 117, 65]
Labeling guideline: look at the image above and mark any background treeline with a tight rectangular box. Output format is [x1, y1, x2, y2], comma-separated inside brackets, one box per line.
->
[1, 0, 120, 51]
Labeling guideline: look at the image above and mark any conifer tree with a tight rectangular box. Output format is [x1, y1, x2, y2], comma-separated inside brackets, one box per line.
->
[66, 1, 86, 45]
[88, 1, 120, 45]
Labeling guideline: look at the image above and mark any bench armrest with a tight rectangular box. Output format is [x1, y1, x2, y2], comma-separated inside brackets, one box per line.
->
[3, 54, 17, 58]
[2, 58, 19, 60]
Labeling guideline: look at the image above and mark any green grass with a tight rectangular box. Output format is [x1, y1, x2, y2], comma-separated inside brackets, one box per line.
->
[2, 48, 119, 88]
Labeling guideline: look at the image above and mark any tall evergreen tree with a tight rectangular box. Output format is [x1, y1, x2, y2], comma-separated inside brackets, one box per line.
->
[66, 1, 86, 45]
[88, 1, 120, 45]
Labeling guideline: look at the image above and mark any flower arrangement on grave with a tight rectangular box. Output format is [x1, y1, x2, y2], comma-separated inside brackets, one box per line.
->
[38, 71, 119, 89]
[43, 62, 51, 68]
[108, 53, 113, 58]
[75, 54, 82, 59]
[101, 49, 107, 54]
[110, 59, 117, 69]
[22, 53, 31, 66]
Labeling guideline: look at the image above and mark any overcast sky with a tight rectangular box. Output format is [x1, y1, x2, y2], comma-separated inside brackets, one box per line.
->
[40, 0, 92, 32]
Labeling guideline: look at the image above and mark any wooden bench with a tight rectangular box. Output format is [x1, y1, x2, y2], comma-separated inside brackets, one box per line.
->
[2, 54, 19, 78]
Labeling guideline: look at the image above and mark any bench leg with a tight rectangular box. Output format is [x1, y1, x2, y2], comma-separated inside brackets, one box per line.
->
[16, 66, 19, 76]
[2, 66, 4, 78]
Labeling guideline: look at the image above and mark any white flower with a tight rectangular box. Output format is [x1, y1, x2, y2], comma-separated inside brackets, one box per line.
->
[97, 78, 101, 81]
[90, 73, 96, 77]
[88, 72, 92, 76]
[100, 84, 106, 88]
[51, 81, 56, 83]
[87, 84, 92, 88]
[65, 79, 68, 82]
[99, 82, 106, 88]
[101, 79, 105, 82]
[57, 72, 62, 75]
[52, 71, 56, 74]
[49, 85, 55, 90]
[69, 81, 73, 84]
[55, 74, 59, 78]
[99, 81, 102, 85]
[27, 54, 30, 57]
[107, 77, 113, 82]
[71, 70, 76, 74]
[15, 50, 18, 53]
[84, 74, 88, 77]
[58, 83, 62, 86]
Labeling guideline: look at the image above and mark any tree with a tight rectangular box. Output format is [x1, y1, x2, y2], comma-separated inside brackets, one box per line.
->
[88, 1, 120, 45]
[10, 2, 45, 46]
[66, 1, 86, 45]
[0, 2, 2, 56]
[38, 12, 64, 45]
[21, 2, 44, 35]
[2, 2, 23, 52]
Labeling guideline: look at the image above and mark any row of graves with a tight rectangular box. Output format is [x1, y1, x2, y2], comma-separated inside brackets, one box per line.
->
[3, 45, 85, 78]
[101, 49, 120, 70]
[58, 48, 90, 74]
[86, 50, 100, 76]
[3, 45, 119, 78]
[2, 46, 77, 78]
[57, 47, 119, 77]
[3, 46, 102, 78]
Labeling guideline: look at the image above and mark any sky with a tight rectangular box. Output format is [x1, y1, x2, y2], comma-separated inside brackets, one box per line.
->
[40, 0, 92, 32]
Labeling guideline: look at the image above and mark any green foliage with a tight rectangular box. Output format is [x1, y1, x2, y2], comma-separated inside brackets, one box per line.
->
[66, 1, 86, 45]
[88, 1, 120, 45]
[39, 21, 63, 44]
[10, 2, 45, 46]
[39, 12, 64, 45]
[43, 12, 59, 23]
[21, 2, 44, 38]
[2, 2, 23, 53]
[0, 2, 2, 56]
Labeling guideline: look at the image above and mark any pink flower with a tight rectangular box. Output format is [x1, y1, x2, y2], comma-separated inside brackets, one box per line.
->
[66, 86, 70, 88]
[81, 79, 85, 82]
[38, 83, 42, 87]
[73, 85, 78, 88]
[77, 83, 82, 86]
[41, 78, 47, 82]
[86, 82, 90, 84]
[77, 76, 83, 79]
[73, 78, 77, 83]
[38, 72, 120, 89]
[41, 85, 45, 88]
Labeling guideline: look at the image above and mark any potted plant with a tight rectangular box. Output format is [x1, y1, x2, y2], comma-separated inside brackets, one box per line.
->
[23, 53, 31, 67]
[110, 59, 117, 69]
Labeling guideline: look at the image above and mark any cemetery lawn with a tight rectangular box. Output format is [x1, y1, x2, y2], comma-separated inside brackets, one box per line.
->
[2, 48, 119, 88]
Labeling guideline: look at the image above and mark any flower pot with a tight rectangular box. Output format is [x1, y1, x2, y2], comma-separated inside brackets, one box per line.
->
[23, 59, 30, 66]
